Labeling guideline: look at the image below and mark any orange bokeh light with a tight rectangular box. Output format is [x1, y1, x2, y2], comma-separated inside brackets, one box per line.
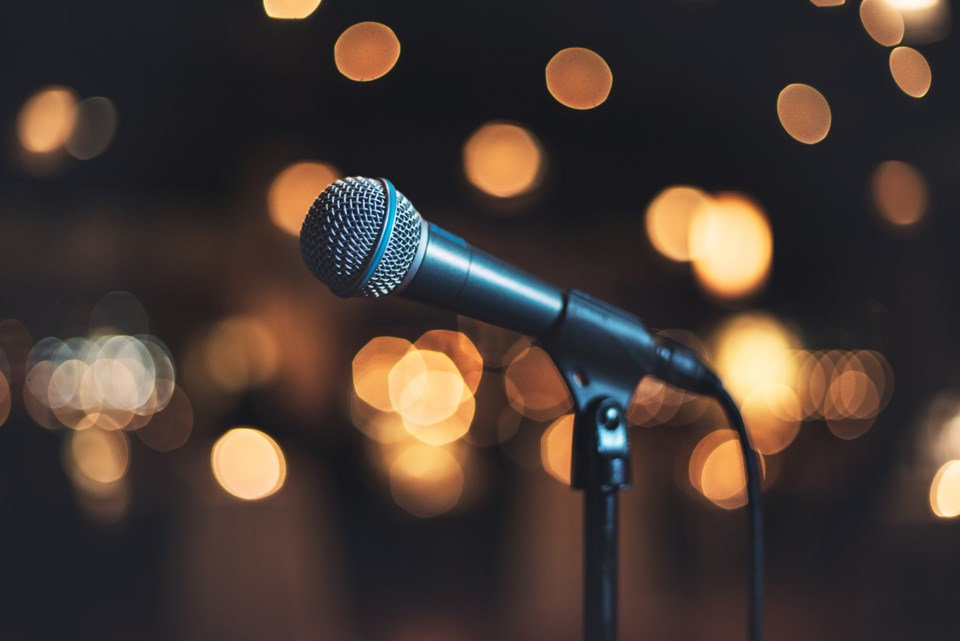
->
[545, 47, 613, 110]
[463, 122, 544, 199]
[269, 161, 340, 236]
[334, 22, 401, 82]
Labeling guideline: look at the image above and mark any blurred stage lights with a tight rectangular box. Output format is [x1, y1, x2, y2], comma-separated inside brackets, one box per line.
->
[689, 429, 765, 510]
[541, 414, 574, 485]
[545, 47, 613, 110]
[389, 443, 464, 517]
[16, 87, 117, 162]
[335, 22, 401, 82]
[871, 160, 928, 226]
[889, 47, 932, 97]
[463, 122, 545, 199]
[269, 161, 340, 236]
[263, 0, 322, 20]
[351, 332, 483, 447]
[24, 334, 177, 432]
[861, 0, 907, 45]
[777, 83, 832, 145]
[930, 460, 960, 518]
[810, 0, 845, 6]
[66, 427, 130, 485]
[689, 193, 773, 299]
[645, 188, 773, 299]
[211, 427, 287, 501]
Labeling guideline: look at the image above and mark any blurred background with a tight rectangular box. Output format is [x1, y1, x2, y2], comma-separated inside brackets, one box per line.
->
[1, 0, 959, 639]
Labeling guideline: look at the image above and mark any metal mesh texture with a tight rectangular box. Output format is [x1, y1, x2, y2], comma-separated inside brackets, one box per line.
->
[299, 177, 423, 298]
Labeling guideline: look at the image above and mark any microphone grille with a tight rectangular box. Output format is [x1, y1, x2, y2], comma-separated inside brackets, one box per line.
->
[299, 177, 423, 297]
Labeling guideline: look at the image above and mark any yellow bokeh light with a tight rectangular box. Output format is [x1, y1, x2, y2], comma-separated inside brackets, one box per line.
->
[66, 97, 118, 160]
[645, 186, 711, 262]
[545, 47, 613, 110]
[389, 349, 470, 426]
[403, 396, 476, 446]
[886, 0, 950, 44]
[389, 444, 464, 517]
[204, 316, 281, 393]
[871, 160, 928, 226]
[268, 161, 340, 236]
[17, 86, 79, 154]
[353, 337, 414, 412]
[777, 83, 832, 144]
[541, 414, 574, 485]
[211, 427, 287, 501]
[463, 122, 544, 199]
[504, 346, 572, 422]
[810, 0, 845, 6]
[263, 0, 322, 19]
[710, 313, 799, 402]
[689, 430, 764, 510]
[689, 193, 773, 299]
[350, 392, 411, 445]
[741, 383, 803, 455]
[334, 22, 401, 82]
[414, 330, 484, 395]
[861, 0, 906, 45]
[68, 428, 130, 484]
[930, 460, 960, 518]
[889, 47, 932, 97]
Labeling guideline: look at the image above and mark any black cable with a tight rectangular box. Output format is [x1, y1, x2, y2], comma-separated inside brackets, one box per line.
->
[714, 383, 764, 641]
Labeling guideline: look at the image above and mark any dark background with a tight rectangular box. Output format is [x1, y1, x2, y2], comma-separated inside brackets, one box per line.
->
[1, 1, 959, 640]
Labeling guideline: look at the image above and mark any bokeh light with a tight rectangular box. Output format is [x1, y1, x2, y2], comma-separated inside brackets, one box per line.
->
[263, 0, 322, 19]
[504, 346, 572, 421]
[414, 330, 484, 395]
[861, 0, 906, 45]
[889, 46, 932, 97]
[334, 22, 401, 82]
[23, 334, 176, 431]
[689, 193, 773, 299]
[741, 383, 803, 454]
[66, 97, 117, 160]
[389, 444, 464, 517]
[202, 316, 280, 393]
[67, 427, 130, 484]
[463, 122, 545, 199]
[871, 160, 928, 226]
[930, 460, 960, 518]
[353, 337, 414, 412]
[211, 427, 287, 501]
[810, 0, 845, 6]
[268, 161, 340, 236]
[645, 185, 711, 262]
[351, 392, 411, 445]
[17, 86, 78, 154]
[689, 429, 764, 510]
[710, 313, 799, 402]
[541, 414, 574, 485]
[777, 83, 832, 144]
[888, 0, 950, 43]
[389, 350, 470, 429]
[545, 47, 613, 110]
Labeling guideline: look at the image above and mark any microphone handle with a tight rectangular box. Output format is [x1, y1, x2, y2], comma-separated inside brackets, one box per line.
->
[400, 223, 565, 337]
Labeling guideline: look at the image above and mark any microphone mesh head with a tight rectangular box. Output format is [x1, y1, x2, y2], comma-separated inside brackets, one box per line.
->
[299, 177, 423, 297]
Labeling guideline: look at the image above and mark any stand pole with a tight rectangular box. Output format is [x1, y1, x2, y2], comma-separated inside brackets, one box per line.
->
[572, 398, 630, 641]
[584, 489, 618, 641]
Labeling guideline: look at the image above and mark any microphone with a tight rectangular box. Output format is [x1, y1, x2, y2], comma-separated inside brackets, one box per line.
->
[299, 176, 720, 398]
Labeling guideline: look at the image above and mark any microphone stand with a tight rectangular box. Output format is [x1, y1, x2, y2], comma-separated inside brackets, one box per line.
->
[572, 398, 630, 641]
[541, 292, 639, 641]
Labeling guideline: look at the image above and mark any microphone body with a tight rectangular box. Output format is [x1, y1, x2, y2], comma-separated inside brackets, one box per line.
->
[299, 177, 719, 400]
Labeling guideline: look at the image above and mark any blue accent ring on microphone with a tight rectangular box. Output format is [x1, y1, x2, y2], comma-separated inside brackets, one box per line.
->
[341, 178, 398, 297]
